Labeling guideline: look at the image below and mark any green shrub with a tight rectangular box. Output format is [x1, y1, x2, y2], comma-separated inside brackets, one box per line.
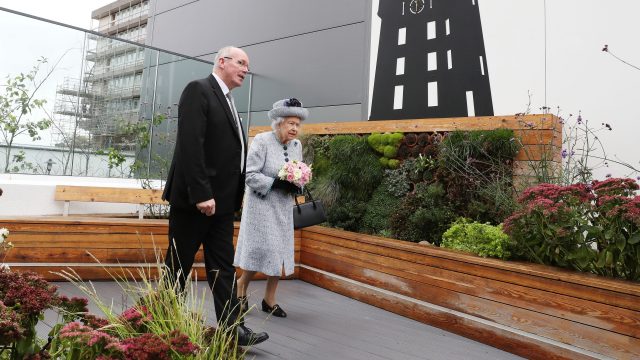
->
[327, 135, 383, 201]
[367, 132, 403, 169]
[383, 168, 411, 197]
[437, 129, 520, 224]
[361, 180, 402, 235]
[327, 199, 368, 232]
[390, 183, 456, 245]
[383, 145, 397, 158]
[441, 218, 511, 259]
[301, 134, 331, 178]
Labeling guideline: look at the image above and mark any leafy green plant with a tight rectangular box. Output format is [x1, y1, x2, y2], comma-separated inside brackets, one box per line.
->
[326, 135, 383, 201]
[441, 218, 511, 259]
[383, 168, 411, 197]
[0, 57, 54, 173]
[367, 132, 403, 169]
[438, 129, 520, 223]
[327, 199, 368, 232]
[361, 179, 402, 235]
[390, 183, 456, 245]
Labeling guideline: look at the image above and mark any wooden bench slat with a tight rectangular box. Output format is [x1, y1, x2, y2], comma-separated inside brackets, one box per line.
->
[55, 185, 168, 205]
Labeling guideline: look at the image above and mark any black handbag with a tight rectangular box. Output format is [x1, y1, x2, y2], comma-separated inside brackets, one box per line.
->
[293, 189, 327, 229]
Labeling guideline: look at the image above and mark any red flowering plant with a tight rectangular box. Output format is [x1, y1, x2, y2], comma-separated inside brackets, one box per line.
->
[0, 268, 60, 358]
[504, 178, 640, 280]
[49, 309, 200, 359]
[119, 305, 153, 333]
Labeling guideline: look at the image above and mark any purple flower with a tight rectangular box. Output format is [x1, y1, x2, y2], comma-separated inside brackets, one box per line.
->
[577, 115, 583, 124]
[561, 149, 568, 158]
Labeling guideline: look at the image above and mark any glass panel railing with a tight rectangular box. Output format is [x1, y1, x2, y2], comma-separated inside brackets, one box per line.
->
[0, 7, 252, 180]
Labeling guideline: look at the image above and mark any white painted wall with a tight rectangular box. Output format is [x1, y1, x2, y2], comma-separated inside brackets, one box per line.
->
[0, 173, 159, 216]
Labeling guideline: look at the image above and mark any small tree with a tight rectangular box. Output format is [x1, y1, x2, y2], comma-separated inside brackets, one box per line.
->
[0, 57, 55, 173]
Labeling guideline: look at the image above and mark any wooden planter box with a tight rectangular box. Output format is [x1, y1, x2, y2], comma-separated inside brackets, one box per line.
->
[0, 216, 300, 281]
[298, 226, 640, 360]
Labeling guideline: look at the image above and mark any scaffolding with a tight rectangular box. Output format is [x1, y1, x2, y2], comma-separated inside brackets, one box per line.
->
[53, 0, 150, 151]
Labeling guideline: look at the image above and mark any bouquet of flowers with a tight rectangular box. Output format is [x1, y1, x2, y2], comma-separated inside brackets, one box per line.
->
[278, 160, 313, 188]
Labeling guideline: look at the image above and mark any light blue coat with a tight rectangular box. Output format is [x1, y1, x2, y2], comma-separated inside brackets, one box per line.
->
[234, 131, 302, 276]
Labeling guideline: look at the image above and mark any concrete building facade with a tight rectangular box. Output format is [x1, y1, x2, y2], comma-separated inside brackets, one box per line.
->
[144, 0, 373, 127]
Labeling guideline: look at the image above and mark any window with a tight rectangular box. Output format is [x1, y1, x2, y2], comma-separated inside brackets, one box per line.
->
[479, 56, 485, 75]
[396, 57, 405, 75]
[447, 50, 452, 69]
[393, 85, 404, 110]
[466, 91, 475, 116]
[398, 27, 406, 45]
[427, 52, 437, 71]
[428, 82, 438, 107]
[445, 19, 450, 35]
[427, 21, 436, 40]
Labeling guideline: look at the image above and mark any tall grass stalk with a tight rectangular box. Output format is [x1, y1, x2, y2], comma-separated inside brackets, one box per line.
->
[54, 247, 246, 360]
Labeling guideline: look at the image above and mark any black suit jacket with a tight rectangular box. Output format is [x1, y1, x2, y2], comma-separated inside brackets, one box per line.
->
[163, 74, 246, 214]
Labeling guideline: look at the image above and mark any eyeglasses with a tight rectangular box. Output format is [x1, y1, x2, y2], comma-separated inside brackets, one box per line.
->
[223, 56, 250, 71]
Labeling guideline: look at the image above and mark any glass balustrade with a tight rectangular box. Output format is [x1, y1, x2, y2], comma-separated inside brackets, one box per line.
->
[0, 7, 252, 179]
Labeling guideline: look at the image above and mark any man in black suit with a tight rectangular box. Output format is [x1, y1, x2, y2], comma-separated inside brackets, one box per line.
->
[163, 46, 268, 346]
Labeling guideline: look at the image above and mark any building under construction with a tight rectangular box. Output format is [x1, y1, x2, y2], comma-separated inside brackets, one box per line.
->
[54, 0, 149, 151]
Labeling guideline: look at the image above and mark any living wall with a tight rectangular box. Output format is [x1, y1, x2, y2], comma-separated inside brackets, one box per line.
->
[302, 129, 521, 246]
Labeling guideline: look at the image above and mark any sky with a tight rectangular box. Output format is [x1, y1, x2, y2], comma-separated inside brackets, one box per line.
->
[0, 0, 112, 147]
[0, 0, 108, 28]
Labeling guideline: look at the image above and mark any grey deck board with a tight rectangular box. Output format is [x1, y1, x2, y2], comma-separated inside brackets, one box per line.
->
[41, 280, 523, 360]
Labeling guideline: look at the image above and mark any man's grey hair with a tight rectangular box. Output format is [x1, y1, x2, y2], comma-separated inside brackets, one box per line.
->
[213, 46, 237, 70]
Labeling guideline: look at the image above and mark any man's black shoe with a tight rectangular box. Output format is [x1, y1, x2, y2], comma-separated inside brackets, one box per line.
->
[236, 324, 269, 347]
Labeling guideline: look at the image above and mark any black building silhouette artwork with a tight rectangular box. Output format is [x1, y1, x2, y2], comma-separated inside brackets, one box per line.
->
[370, 0, 494, 120]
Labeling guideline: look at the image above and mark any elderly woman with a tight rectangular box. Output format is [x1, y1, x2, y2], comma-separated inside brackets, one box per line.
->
[234, 98, 308, 318]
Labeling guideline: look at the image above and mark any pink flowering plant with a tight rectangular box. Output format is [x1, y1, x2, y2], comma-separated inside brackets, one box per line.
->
[49, 265, 245, 360]
[504, 178, 640, 280]
[278, 160, 313, 188]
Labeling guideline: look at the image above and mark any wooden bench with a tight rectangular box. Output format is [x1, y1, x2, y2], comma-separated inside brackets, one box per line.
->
[55, 185, 168, 219]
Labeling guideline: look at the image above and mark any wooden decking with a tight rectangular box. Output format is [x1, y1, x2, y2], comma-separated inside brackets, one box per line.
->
[44, 280, 523, 360]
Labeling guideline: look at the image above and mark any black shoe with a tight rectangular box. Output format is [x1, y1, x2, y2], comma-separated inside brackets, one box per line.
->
[238, 296, 248, 313]
[262, 299, 287, 318]
[236, 324, 269, 347]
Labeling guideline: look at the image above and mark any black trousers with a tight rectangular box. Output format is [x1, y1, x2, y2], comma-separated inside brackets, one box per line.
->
[165, 207, 241, 327]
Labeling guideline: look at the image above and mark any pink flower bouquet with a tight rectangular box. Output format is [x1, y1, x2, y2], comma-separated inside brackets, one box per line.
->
[278, 160, 312, 188]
